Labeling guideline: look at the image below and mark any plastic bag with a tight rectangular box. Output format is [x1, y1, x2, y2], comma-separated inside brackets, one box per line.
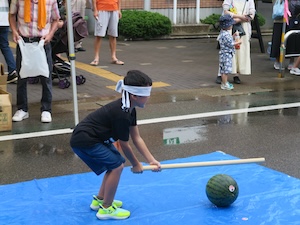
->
[272, 0, 284, 20]
[18, 38, 49, 79]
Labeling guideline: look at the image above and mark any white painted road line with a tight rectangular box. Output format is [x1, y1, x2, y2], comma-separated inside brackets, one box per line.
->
[138, 102, 300, 125]
[1, 102, 300, 141]
[0, 128, 73, 141]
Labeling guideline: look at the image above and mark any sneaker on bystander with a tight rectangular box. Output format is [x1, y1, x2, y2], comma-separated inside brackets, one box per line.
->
[221, 82, 234, 90]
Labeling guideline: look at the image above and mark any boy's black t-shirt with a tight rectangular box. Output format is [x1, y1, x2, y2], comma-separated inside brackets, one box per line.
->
[70, 98, 137, 148]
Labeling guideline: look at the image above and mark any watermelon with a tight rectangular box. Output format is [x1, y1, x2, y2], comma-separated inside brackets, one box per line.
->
[205, 174, 239, 207]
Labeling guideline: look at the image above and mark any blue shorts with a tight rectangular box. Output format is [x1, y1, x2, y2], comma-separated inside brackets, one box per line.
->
[72, 143, 125, 175]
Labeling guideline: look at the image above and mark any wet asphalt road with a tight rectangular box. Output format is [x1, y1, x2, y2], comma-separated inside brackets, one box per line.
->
[0, 35, 300, 185]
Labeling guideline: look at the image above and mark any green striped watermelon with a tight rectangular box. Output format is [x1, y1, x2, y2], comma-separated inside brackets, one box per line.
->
[205, 174, 239, 207]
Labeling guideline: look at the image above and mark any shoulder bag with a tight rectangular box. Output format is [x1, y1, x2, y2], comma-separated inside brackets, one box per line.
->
[232, 0, 247, 36]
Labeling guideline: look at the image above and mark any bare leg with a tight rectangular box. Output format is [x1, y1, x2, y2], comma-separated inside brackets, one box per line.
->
[109, 36, 117, 62]
[221, 74, 227, 84]
[293, 56, 300, 68]
[98, 164, 124, 207]
[91, 36, 102, 64]
[109, 36, 124, 64]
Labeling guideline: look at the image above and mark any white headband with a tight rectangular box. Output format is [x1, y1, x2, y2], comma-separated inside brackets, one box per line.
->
[115, 80, 152, 110]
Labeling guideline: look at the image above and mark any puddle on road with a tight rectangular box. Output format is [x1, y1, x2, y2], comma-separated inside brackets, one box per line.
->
[163, 125, 207, 145]
[162, 106, 300, 146]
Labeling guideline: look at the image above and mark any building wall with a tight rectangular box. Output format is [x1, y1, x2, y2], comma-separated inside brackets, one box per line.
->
[86, 0, 274, 31]
[121, 0, 223, 9]
[120, 0, 273, 28]
[151, 8, 223, 24]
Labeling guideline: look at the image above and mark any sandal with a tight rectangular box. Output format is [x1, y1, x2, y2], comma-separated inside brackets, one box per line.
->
[90, 59, 99, 66]
[111, 59, 124, 65]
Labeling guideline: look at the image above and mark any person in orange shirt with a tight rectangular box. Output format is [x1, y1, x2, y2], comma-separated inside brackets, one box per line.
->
[90, 0, 124, 66]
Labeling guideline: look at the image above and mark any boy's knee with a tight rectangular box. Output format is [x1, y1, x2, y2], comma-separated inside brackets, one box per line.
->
[113, 163, 124, 172]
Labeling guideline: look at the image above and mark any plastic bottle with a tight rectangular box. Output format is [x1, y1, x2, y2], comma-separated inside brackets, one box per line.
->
[235, 31, 240, 50]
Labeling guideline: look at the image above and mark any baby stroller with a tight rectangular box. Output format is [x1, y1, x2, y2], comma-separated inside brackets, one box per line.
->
[51, 12, 89, 88]
[28, 12, 88, 88]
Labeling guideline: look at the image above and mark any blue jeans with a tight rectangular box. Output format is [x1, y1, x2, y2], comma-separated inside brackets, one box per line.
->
[0, 26, 16, 74]
[16, 42, 53, 112]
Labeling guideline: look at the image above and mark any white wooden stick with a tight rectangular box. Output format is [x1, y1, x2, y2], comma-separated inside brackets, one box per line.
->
[141, 158, 265, 171]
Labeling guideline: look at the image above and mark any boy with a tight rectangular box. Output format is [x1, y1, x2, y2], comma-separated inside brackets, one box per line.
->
[218, 14, 241, 90]
[70, 70, 161, 220]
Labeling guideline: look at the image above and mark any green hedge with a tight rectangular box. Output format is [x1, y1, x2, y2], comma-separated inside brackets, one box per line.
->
[119, 10, 172, 40]
[200, 13, 221, 31]
[200, 13, 266, 31]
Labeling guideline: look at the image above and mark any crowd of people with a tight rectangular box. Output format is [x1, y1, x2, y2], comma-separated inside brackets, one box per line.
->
[1, 0, 124, 123]
[1, 0, 300, 111]
[216, 0, 300, 90]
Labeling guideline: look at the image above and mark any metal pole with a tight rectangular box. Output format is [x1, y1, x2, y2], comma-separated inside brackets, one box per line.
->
[65, 0, 79, 125]
[173, 0, 177, 24]
[144, 0, 151, 11]
[196, 0, 200, 24]
[278, 19, 286, 78]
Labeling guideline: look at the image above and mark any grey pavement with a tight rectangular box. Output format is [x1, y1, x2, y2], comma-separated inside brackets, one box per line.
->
[4, 34, 298, 107]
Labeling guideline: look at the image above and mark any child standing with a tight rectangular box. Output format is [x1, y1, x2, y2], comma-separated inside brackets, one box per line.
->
[218, 14, 242, 90]
[70, 70, 161, 220]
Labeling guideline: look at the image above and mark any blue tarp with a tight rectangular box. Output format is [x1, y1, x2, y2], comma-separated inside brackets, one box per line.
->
[1, 151, 300, 225]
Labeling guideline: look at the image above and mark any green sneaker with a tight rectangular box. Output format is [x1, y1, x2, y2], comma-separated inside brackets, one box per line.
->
[90, 195, 123, 211]
[96, 204, 130, 220]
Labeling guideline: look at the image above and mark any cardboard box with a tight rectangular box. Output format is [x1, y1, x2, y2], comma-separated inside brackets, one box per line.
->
[0, 74, 7, 91]
[0, 88, 12, 131]
[0, 62, 4, 76]
[0, 63, 12, 131]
